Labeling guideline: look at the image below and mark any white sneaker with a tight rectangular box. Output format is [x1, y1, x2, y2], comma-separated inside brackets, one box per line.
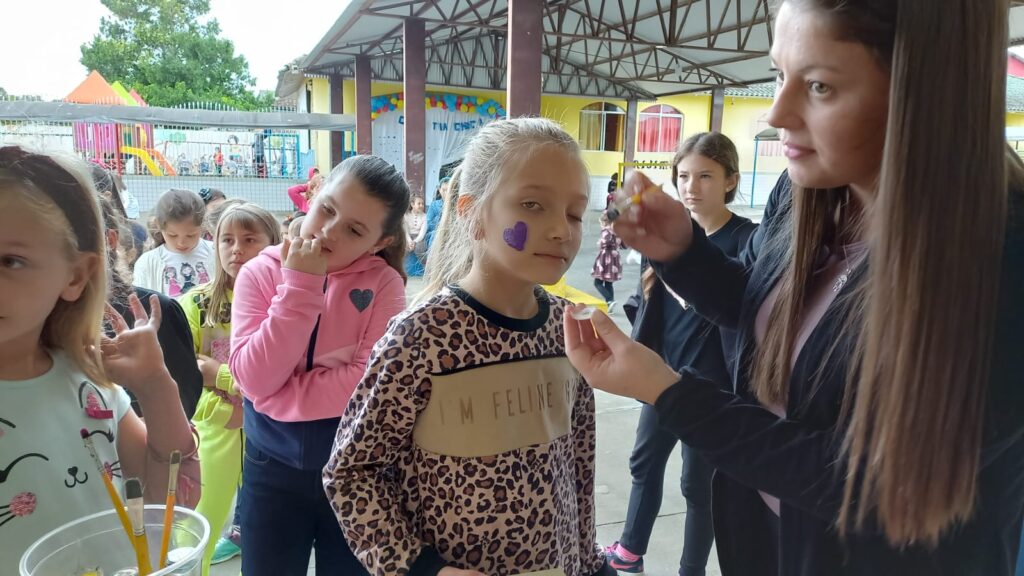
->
[607, 301, 617, 314]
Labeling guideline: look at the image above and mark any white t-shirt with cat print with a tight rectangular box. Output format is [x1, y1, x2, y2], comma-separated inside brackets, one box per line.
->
[133, 240, 215, 297]
[0, 351, 132, 575]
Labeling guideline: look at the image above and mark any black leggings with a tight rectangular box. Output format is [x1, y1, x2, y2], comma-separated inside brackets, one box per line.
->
[619, 403, 715, 576]
[594, 279, 615, 303]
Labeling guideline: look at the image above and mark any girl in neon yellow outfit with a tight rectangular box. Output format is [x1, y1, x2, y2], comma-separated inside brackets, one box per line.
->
[179, 202, 281, 575]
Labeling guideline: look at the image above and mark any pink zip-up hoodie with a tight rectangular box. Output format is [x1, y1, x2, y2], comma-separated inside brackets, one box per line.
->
[230, 245, 406, 422]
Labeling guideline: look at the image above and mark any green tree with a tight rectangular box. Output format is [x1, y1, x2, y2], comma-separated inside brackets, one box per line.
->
[80, 0, 274, 110]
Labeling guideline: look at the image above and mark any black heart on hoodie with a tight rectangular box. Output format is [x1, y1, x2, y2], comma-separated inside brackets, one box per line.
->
[349, 289, 374, 312]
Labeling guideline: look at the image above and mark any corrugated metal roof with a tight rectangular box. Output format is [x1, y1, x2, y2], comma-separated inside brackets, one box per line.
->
[301, 0, 776, 99]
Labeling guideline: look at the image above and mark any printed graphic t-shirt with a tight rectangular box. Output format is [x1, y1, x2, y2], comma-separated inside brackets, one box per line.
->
[133, 240, 216, 297]
[0, 352, 132, 575]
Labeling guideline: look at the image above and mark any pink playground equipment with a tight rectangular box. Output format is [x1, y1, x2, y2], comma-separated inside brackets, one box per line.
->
[65, 71, 176, 176]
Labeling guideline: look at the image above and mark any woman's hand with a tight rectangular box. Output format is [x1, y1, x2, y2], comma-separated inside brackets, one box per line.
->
[197, 354, 221, 388]
[281, 236, 327, 276]
[612, 170, 694, 263]
[101, 294, 171, 395]
[563, 304, 680, 405]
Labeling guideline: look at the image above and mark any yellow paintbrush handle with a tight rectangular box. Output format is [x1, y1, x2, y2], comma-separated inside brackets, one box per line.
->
[158, 494, 175, 568]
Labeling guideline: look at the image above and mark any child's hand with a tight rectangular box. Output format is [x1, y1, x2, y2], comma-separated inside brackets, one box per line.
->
[197, 354, 221, 388]
[281, 236, 327, 276]
[101, 294, 170, 394]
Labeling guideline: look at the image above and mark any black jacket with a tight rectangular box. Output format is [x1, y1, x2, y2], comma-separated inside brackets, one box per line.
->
[629, 214, 755, 386]
[110, 287, 203, 419]
[651, 173, 1024, 576]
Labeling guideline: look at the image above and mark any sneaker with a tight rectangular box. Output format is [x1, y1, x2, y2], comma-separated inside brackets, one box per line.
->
[211, 535, 241, 564]
[607, 301, 617, 314]
[604, 541, 644, 574]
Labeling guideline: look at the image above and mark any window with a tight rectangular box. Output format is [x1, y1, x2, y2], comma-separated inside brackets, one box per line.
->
[637, 105, 684, 153]
[580, 102, 625, 152]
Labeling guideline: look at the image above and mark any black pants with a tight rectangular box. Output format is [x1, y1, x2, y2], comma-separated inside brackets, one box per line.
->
[594, 279, 615, 303]
[620, 404, 715, 576]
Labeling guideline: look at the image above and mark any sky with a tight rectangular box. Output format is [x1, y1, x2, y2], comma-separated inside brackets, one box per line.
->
[0, 0, 347, 100]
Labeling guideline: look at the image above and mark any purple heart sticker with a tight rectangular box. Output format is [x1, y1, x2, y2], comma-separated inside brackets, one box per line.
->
[503, 221, 528, 251]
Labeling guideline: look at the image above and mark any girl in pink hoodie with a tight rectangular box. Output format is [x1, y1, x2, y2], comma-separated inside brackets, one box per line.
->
[229, 156, 409, 576]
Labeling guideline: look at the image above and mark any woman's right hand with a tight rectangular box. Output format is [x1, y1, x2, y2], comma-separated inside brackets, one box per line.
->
[281, 236, 327, 276]
[438, 568, 487, 576]
[612, 170, 693, 263]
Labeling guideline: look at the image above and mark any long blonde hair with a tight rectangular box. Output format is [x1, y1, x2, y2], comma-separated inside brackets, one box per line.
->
[420, 118, 588, 301]
[754, 0, 1012, 547]
[196, 203, 281, 328]
[0, 146, 109, 387]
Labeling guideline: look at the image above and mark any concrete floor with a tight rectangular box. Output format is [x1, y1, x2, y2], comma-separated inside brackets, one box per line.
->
[212, 205, 765, 576]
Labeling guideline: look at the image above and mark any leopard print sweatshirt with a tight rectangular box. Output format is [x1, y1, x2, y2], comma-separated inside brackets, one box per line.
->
[324, 286, 606, 576]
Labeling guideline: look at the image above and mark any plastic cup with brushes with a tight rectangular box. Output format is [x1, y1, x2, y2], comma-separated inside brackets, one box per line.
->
[19, 435, 209, 576]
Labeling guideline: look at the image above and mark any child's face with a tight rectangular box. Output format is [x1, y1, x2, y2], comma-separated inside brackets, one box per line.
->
[219, 221, 273, 279]
[301, 174, 394, 272]
[675, 153, 737, 215]
[0, 196, 96, 352]
[412, 197, 425, 213]
[162, 219, 203, 254]
[478, 146, 588, 286]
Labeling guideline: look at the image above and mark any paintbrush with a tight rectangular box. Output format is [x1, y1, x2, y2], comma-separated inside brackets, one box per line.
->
[80, 429, 134, 550]
[158, 450, 181, 569]
[124, 478, 153, 575]
[607, 184, 662, 221]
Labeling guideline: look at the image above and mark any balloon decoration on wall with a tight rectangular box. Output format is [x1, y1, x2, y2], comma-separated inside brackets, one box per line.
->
[369, 92, 506, 120]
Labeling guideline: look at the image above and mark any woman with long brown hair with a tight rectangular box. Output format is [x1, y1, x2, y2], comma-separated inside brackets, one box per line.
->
[565, 1, 1024, 574]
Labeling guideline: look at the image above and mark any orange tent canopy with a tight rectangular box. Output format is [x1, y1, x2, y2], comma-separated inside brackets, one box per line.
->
[65, 71, 123, 105]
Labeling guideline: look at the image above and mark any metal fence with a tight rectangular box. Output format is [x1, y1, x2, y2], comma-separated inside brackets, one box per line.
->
[0, 114, 341, 214]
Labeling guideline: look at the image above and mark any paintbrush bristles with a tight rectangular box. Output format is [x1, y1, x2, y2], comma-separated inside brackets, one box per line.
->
[167, 450, 181, 493]
[124, 477, 144, 501]
[124, 478, 145, 530]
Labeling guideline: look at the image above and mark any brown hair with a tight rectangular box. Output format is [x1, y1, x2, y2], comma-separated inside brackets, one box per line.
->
[0, 146, 110, 387]
[97, 196, 135, 309]
[755, 0, 1011, 547]
[643, 132, 743, 298]
[670, 132, 741, 204]
[321, 155, 411, 282]
[152, 188, 206, 247]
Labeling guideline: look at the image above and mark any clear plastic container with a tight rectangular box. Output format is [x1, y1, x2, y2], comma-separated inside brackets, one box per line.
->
[20, 505, 209, 576]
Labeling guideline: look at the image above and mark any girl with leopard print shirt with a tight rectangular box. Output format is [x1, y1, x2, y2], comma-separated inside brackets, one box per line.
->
[324, 119, 614, 576]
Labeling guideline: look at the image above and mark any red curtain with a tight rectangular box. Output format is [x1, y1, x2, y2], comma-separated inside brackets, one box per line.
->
[638, 115, 660, 152]
[638, 113, 682, 152]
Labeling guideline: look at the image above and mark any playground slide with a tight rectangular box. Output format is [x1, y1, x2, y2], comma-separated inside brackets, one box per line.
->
[149, 149, 177, 176]
[122, 146, 177, 176]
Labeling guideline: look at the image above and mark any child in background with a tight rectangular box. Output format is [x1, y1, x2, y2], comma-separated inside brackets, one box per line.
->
[181, 203, 281, 574]
[287, 167, 323, 213]
[230, 155, 409, 576]
[199, 188, 228, 241]
[603, 132, 757, 576]
[591, 212, 624, 313]
[324, 118, 613, 576]
[134, 189, 215, 297]
[97, 194, 203, 419]
[0, 146, 199, 574]
[404, 195, 428, 277]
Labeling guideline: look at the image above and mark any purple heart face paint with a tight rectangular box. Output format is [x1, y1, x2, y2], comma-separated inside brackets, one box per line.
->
[503, 221, 528, 251]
